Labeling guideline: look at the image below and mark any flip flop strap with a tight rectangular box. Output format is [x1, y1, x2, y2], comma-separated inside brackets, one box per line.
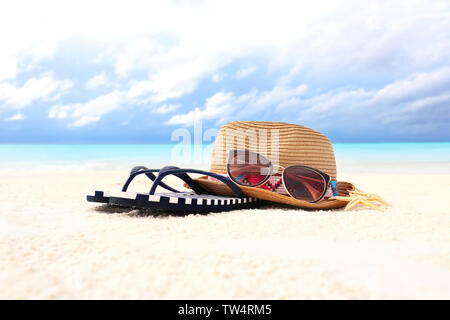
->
[121, 166, 180, 193]
[150, 167, 244, 197]
[156, 166, 209, 195]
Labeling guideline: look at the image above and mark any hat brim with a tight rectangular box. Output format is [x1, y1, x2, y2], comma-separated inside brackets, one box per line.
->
[193, 176, 354, 210]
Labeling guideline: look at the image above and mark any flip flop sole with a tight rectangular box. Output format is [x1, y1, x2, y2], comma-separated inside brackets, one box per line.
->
[107, 191, 260, 212]
[87, 191, 110, 204]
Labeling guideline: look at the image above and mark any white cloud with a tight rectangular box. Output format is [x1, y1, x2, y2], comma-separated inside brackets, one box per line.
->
[211, 73, 224, 83]
[72, 0, 449, 104]
[126, 55, 221, 102]
[167, 92, 236, 125]
[235, 66, 256, 79]
[370, 67, 450, 105]
[2, 2, 450, 83]
[0, 74, 71, 110]
[167, 66, 450, 131]
[251, 85, 308, 110]
[153, 104, 180, 114]
[378, 92, 450, 126]
[86, 72, 112, 90]
[48, 105, 73, 119]
[49, 90, 123, 127]
[167, 84, 308, 125]
[4, 113, 24, 121]
[70, 116, 102, 127]
[275, 67, 450, 128]
[284, 88, 372, 121]
[402, 93, 450, 113]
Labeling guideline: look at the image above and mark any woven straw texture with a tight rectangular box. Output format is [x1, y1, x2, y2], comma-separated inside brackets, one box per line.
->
[210, 121, 337, 179]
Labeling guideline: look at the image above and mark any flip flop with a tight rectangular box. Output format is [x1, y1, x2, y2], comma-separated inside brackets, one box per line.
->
[87, 166, 261, 212]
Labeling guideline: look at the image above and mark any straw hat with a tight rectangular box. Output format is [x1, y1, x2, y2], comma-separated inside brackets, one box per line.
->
[194, 121, 354, 210]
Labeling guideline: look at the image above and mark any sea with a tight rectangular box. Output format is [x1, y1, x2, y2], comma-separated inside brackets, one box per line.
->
[0, 143, 449, 173]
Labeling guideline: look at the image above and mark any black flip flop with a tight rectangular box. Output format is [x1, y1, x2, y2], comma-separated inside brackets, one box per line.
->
[87, 166, 261, 212]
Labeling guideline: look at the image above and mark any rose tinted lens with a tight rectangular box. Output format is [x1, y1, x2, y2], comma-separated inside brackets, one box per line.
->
[227, 150, 271, 186]
[283, 166, 326, 202]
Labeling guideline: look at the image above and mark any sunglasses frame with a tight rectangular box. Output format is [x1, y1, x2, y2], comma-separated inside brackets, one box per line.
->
[226, 149, 331, 203]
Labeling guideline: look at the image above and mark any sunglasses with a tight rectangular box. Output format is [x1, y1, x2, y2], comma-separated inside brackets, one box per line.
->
[226, 150, 337, 203]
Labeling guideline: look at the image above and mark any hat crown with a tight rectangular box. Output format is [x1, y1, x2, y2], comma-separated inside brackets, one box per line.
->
[210, 121, 337, 179]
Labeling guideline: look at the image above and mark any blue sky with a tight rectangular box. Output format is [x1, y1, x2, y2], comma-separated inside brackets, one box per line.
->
[0, 0, 449, 143]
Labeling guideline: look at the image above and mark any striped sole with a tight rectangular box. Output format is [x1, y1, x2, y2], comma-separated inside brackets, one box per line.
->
[87, 191, 110, 203]
[87, 191, 260, 212]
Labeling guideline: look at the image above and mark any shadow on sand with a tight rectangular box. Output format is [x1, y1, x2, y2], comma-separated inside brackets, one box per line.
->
[90, 200, 308, 218]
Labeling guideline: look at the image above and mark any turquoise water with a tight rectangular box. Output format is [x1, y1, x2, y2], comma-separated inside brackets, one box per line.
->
[334, 142, 450, 161]
[0, 143, 449, 168]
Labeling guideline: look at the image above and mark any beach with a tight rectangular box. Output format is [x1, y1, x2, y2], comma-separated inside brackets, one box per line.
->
[1, 159, 449, 299]
[2, 0, 450, 302]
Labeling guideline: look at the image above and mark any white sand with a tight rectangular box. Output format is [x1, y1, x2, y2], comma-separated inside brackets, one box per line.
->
[0, 166, 449, 299]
